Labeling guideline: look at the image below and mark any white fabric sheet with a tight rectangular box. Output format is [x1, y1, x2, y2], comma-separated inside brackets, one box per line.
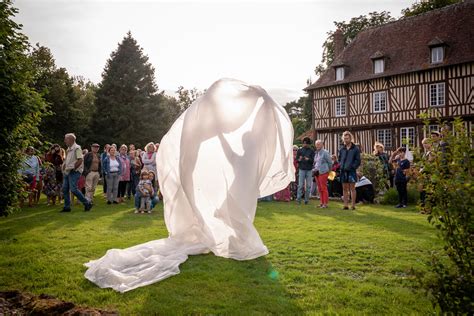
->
[84, 78, 295, 292]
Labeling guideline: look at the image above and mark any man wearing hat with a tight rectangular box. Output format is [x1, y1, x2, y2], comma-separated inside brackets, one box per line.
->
[83, 143, 102, 203]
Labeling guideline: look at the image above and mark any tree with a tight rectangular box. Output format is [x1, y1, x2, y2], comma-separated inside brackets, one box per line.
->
[30, 45, 94, 145]
[284, 95, 312, 141]
[91, 32, 171, 147]
[315, 11, 394, 75]
[71, 76, 97, 145]
[0, 1, 48, 216]
[176, 86, 204, 113]
[402, 0, 461, 17]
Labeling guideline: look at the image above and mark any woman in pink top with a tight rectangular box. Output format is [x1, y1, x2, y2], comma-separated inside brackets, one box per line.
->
[117, 144, 131, 203]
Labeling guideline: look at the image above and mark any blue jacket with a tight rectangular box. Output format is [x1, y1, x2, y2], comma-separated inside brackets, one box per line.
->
[313, 149, 333, 174]
[338, 143, 361, 172]
[102, 156, 122, 175]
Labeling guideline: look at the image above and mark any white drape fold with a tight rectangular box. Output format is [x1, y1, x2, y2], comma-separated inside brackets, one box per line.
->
[84, 78, 295, 292]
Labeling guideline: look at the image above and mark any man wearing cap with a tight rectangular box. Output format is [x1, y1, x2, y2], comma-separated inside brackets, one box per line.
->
[61, 133, 93, 212]
[83, 143, 102, 203]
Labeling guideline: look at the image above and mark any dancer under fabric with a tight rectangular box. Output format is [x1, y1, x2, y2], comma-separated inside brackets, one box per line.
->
[84, 78, 295, 292]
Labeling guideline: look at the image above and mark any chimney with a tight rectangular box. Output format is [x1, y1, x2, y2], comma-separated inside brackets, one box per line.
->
[333, 29, 344, 59]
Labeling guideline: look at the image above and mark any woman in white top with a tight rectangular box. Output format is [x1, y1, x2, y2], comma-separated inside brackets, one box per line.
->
[141, 142, 157, 180]
[102, 146, 122, 204]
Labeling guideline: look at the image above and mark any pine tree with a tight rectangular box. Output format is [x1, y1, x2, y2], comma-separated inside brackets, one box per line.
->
[91, 32, 170, 147]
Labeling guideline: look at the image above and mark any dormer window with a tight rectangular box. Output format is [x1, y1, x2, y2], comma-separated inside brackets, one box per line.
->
[371, 51, 386, 74]
[374, 59, 384, 74]
[428, 37, 447, 64]
[335, 67, 345, 81]
[431, 46, 444, 64]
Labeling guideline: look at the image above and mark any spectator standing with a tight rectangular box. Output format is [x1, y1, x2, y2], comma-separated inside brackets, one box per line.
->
[101, 144, 110, 197]
[61, 133, 92, 212]
[83, 143, 102, 203]
[295, 137, 314, 205]
[339, 131, 361, 210]
[102, 146, 122, 204]
[373, 142, 392, 188]
[390, 147, 410, 208]
[129, 149, 142, 197]
[312, 140, 332, 208]
[117, 144, 131, 203]
[19, 146, 40, 207]
[329, 155, 342, 197]
[141, 142, 157, 177]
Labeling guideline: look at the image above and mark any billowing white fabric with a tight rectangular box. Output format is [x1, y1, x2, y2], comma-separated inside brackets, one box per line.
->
[84, 78, 295, 292]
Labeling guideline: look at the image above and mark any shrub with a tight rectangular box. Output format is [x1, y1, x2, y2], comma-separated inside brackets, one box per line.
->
[380, 186, 419, 205]
[359, 153, 386, 196]
[415, 117, 473, 314]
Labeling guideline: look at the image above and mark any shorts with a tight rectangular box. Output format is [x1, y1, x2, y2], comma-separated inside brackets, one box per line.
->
[23, 174, 37, 191]
[340, 170, 357, 183]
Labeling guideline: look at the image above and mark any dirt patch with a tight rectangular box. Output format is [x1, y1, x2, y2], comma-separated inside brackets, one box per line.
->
[0, 290, 118, 315]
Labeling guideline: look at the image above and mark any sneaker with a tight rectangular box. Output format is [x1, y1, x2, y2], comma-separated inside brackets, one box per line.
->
[351, 206, 356, 210]
[401, 205, 407, 208]
[113, 201, 118, 204]
[395, 204, 403, 208]
[343, 206, 349, 210]
[147, 210, 151, 214]
[60, 208, 71, 213]
[84, 203, 93, 212]
[304, 201, 308, 205]
[107, 201, 111, 205]
[134, 209, 139, 214]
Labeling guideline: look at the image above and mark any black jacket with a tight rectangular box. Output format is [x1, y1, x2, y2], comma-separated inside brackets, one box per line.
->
[296, 147, 315, 170]
[83, 152, 102, 177]
[338, 143, 361, 172]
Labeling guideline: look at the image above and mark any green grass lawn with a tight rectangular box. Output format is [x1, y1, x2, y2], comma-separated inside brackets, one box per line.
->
[0, 190, 441, 314]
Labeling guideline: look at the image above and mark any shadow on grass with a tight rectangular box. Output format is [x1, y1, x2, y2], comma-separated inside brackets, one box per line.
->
[80, 254, 302, 314]
[0, 192, 139, 238]
[257, 201, 435, 240]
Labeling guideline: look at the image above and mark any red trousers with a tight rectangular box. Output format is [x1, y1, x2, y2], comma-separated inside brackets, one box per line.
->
[316, 172, 329, 205]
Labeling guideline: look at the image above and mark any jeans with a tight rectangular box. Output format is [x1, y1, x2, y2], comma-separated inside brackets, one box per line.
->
[63, 171, 89, 209]
[297, 169, 313, 203]
[106, 172, 120, 202]
[140, 196, 151, 210]
[135, 191, 159, 209]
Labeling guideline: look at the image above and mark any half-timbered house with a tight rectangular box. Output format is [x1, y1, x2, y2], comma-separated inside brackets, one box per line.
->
[305, 1, 474, 155]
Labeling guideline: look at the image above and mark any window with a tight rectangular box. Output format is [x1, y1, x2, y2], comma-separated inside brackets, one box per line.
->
[431, 46, 444, 64]
[376, 129, 392, 149]
[373, 91, 387, 113]
[335, 97, 346, 117]
[430, 83, 445, 107]
[374, 59, 384, 74]
[429, 125, 439, 133]
[336, 67, 345, 81]
[400, 127, 415, 150]
[424, 124, 440, 138]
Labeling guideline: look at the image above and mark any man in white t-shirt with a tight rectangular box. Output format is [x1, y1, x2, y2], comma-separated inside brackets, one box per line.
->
[61, 133, 93, 212]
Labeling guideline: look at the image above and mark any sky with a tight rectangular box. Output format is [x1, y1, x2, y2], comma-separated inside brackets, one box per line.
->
[13, 0, 414, 104]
